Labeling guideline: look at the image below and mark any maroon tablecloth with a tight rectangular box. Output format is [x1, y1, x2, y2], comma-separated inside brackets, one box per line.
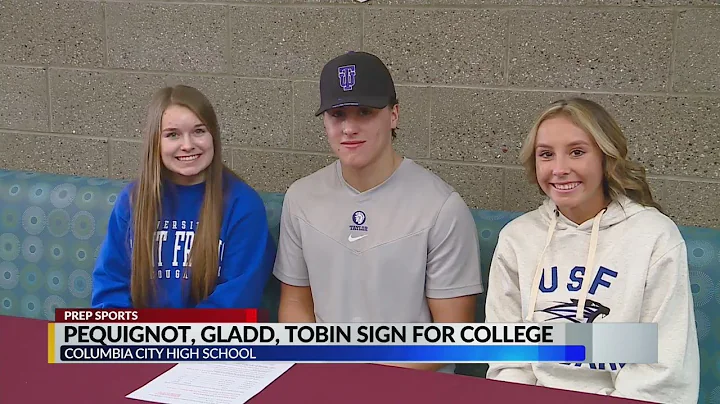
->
[0, 315, 648, 403]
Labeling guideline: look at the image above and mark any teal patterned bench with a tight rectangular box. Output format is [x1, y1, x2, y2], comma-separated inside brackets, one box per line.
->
[1, 169, 718, 403]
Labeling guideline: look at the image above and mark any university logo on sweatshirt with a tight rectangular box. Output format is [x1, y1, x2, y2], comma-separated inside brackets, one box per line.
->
[540, 298, 610, 323]
[534, 264, 626, 372]
[152, 219, 226, 281]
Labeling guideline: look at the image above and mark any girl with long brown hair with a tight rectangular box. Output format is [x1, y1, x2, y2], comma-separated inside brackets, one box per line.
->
[92, 85, 276, 309]
[485, 97, 699, 403]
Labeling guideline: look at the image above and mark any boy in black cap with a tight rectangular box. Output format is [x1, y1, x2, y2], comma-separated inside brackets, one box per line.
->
[272, 51, 483, 373]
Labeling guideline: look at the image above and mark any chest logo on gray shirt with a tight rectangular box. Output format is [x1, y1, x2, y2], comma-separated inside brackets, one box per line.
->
[352, 211, 366, 225]
[349, 210, 368, 232]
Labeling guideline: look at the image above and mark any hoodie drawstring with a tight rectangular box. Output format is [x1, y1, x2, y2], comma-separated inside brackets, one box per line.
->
[525, 209, 558, 321]
[524, 208, 606, 322]
[574, 208, 606, 320]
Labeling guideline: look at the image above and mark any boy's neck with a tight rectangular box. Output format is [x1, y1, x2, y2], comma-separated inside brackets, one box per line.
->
[342, 149, 402, 193]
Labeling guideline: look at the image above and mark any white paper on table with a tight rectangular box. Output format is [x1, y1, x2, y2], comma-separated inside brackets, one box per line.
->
[126, 362, 295, 404]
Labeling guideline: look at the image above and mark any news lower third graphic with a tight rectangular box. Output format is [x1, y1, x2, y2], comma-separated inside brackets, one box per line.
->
[47, 309, 659, 365]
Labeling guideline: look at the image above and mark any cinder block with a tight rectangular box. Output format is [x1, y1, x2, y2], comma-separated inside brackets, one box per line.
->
[0, 133, 108, 177]
[508, 9, 672, 91]
[51, 70, 293, 148]
[232, 149, 336, 193]
[109, 140, 141, 180]
[504, 167, 545, 213]
[417, 160, 504, 210]
[0, 0, 104, 67]
[50, 69, 157, 139]
[228, 6, 362, 79]
[575, 93, 720, 180]
[352, 0, 714, 4]
[0, 66, 48, 132]
[430, 88, 562, 164]
[162, 76, 293, 148]
[651, 179, 720, 229]
[221, 0, 347, 3]
[106, 3, 227, 73]
[364, 8, 506, 86]
[434, 89, 720, 180]
[292, 80, 327, 152]
[394, 85, 431, 159]
[674, 10, 720, 93]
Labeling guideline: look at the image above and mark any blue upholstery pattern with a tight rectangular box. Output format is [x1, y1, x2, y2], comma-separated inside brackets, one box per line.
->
[0, 171, 131, 319]
[0, 169, 717, 403]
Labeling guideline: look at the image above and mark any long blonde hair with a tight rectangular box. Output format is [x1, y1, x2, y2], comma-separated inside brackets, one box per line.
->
[130, 85, 238, 308]
[519, 97, 662, 212]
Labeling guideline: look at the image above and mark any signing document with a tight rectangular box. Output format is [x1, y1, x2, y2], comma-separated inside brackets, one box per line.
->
[126, 363, 295, 404]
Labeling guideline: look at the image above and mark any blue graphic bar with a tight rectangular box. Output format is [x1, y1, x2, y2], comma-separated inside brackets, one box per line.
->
[58, 345, 586, 363]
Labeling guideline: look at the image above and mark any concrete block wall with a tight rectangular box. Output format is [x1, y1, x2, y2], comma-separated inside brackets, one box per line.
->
[0, 0, 718, 228]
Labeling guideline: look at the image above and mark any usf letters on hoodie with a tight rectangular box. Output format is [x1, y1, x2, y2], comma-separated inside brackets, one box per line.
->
[485, 195, 699, 404]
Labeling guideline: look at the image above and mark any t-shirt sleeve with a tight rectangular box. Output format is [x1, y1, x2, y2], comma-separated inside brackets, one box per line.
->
[425, 192, 484, 299]
[272, 188, 310, 287]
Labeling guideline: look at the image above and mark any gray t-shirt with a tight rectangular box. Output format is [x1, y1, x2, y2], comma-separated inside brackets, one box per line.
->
[273, 158, 483, 324]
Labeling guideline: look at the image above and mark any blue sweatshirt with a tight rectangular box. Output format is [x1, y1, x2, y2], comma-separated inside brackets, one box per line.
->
[91, 172, 276, 309]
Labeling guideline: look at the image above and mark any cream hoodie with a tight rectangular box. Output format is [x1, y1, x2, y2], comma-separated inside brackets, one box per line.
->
[485, 195, 699, 404]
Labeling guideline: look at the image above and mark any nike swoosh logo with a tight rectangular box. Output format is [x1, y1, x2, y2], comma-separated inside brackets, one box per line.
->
[348, 234, 367, 242]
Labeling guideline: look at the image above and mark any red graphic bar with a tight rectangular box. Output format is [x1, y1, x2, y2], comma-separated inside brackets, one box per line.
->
[54, 309, 264, 323]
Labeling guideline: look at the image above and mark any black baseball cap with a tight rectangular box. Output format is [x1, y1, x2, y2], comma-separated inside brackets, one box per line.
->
[315, 51, 397, 116]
